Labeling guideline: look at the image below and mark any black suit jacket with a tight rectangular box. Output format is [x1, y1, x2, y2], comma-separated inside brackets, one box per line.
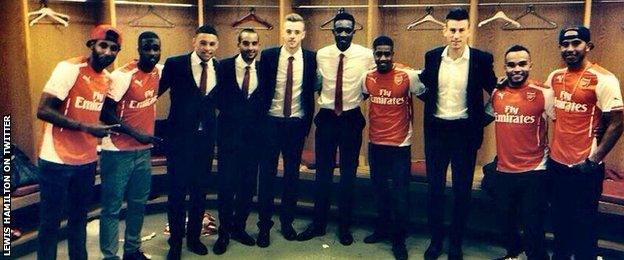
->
[159, 53, 219, 144]
[258, 47, 317, 136]
[419, 46, 497, 149]
[214, 55, 263, 149]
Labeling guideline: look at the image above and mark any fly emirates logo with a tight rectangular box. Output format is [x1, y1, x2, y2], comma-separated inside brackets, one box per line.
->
[128, 89, 157, 109]
[494, 105, 536, 124]
[75, 92, 104, 111]
[554, 90, 588, 113]
[370, 89, 407, 105]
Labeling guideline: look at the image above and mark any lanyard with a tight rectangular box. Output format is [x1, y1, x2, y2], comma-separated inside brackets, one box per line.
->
[562, 64, 592, 99]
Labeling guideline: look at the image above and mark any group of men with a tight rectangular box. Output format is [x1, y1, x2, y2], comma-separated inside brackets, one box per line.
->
[34, 6, 622, 260]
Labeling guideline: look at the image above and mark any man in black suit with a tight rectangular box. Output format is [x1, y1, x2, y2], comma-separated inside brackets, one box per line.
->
[212, 28, 262, 255]
[418, 9, 497, 260]
[158, 25, 220, 259]
[255, 13, 317, 248]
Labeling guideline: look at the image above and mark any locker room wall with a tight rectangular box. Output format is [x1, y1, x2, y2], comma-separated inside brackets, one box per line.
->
[589, 2, 624, 172]
[6, 0, 624, 173]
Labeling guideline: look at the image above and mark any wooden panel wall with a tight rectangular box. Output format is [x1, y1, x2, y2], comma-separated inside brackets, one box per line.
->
[590, 2, 624, 171]
[0, 0, 35, 160]
[5, 0, 624, 170]
[205, 0, 281, 57]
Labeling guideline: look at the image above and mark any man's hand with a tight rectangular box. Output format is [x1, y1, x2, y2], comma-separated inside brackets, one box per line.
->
[135, 133, 164, 145]
[573, 158, 602, 175]
[80, 123, 120, 138]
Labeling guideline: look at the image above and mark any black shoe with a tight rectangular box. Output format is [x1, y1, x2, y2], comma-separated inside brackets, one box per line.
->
[231, 230, 255, 246]
[392, 243, 408, 260]
[281, 225, 298, 241]
[447, 246, 463, 260]
[212, 235, 229, 255]
[123, 250, 151, 260]
[296, 224, 326, 241]
[166, 245, 181, 260]
[257, 230, 270, 248]
[364, 232, 389, 244]
[494, 253, 521, 260]
[423, 240, 443, 260]
[187, 240, 208, 255]
[338, 228, 354, 246]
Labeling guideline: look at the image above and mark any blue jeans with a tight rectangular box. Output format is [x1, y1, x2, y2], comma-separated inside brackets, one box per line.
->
[37, 159, 96, 260]
[99, 149, 152, 260]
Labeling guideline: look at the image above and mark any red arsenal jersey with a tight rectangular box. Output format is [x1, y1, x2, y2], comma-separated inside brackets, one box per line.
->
[362, 65, 425, 146]
[489, 81, 554, 173]
[545, 64, 623, 165]
[39, 56, 109, 165]
[101, 61, 163, 151]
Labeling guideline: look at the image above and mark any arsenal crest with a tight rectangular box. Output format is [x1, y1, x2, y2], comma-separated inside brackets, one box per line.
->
[394, 74, 403, 85]
[526, 92, 536, 101]
[579, 77, 591, 88]
[497, 91, 505, 99]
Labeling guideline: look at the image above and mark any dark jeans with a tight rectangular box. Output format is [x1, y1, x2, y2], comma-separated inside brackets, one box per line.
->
[37, 159, 96, 260]
[257, 117, 306, 231]
[217, 130, 260, 234]
[424, 119, 478, 247]
[311, 108, 365, 231]
[490, 170, 548, 259]
[549, 159, 605, 260]
[368, 143, 411, 243]
[166, 131, 214, 247]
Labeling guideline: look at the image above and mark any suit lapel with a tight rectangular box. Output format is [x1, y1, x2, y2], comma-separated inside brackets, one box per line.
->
[185, 53, 199, 89]
[467, 48, 477, 94]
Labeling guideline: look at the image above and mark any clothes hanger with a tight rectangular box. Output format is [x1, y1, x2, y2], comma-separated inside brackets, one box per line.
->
[129, 5, 175, 28]
[478, 4, 521, 28]
[28, 0, 70, 27]
[231, 8, 273, 30]
[320, 7, 364, 31]
[406, 7, 445, 31]
[502, 5, 557, 30]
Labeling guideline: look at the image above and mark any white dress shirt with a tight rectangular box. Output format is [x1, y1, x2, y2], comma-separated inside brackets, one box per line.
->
[190, 51, 217, 95]
[235, 55, 258, 97]
[269, 46, 304, 118]
[435, 45, 470, 119]
[317, 43, 375, 111]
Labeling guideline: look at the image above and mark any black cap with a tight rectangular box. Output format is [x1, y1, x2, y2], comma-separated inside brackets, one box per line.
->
[559, 26, 590, 44]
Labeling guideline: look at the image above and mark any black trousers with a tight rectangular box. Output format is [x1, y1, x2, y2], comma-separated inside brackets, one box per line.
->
[549, 159, 605, 260]
[491, 170, 548, 259]
[166, 131, 214, 247]
[368, 143, 411, 243]
[312, 108, 366, 230]
[217, 125, 260, 234]
[257, 117, 306, 231]
[424, 119, 478, 246]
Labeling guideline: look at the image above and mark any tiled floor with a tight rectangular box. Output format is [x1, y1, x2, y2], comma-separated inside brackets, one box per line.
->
[20, 210, 510, 260]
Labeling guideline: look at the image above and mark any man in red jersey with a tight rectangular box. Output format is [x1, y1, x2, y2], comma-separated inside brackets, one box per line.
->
[360, 35, 425, 260]
[35, 24, 121, 260]
[545, 26, 623, 259]
[486, 45, 553, 260]
[99, 31, 163, 260]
